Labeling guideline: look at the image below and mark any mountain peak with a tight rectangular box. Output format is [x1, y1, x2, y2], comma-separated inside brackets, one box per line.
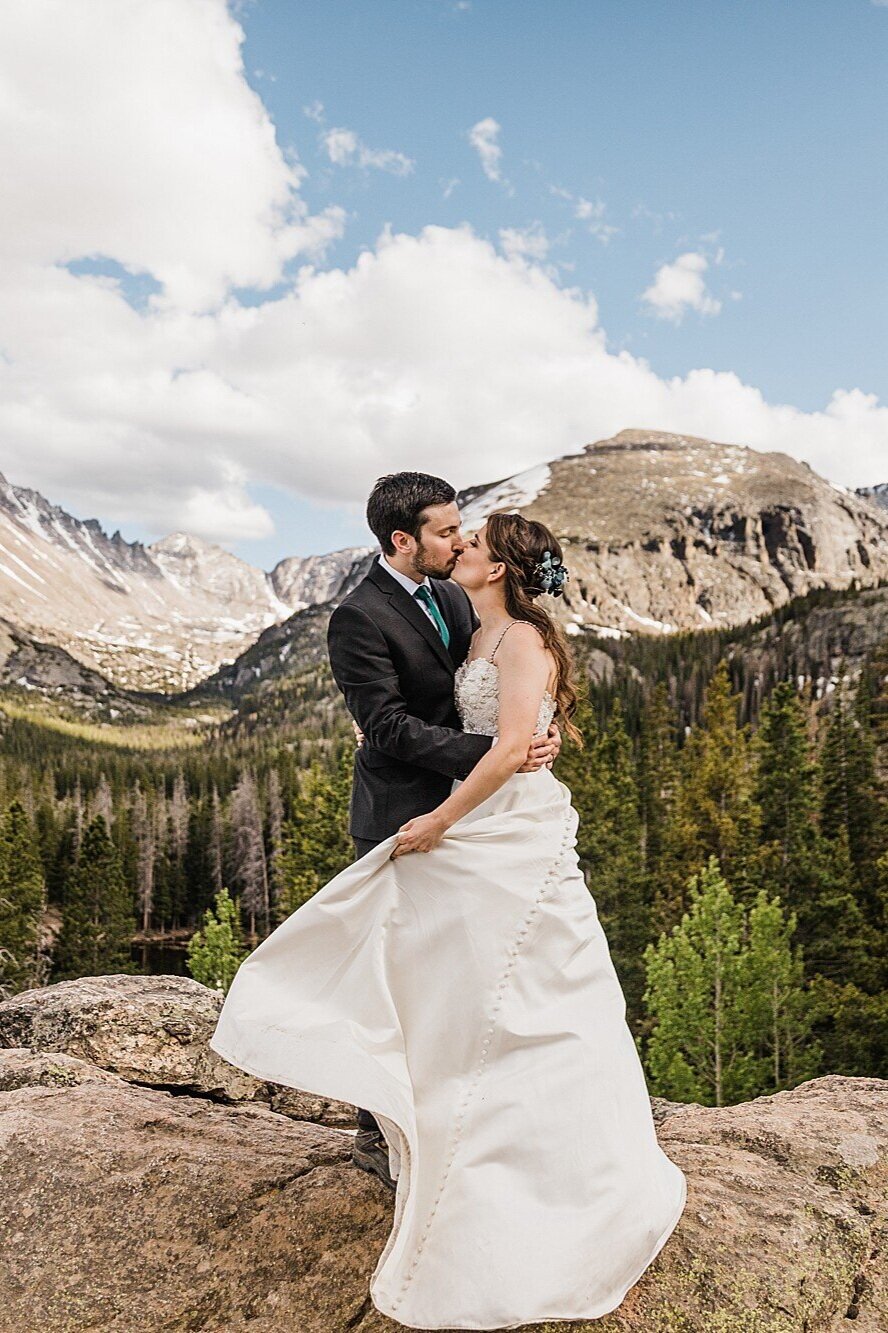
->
[583, 428, 737, 455]
[456, 428, 888, 639]
[147, 531, 221, 557]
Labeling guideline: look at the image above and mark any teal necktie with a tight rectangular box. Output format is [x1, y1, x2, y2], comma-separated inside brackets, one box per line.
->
[414, 584, 451, 649]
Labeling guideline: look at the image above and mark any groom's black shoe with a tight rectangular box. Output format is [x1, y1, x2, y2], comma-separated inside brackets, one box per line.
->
[352, 1127, 397, 1192]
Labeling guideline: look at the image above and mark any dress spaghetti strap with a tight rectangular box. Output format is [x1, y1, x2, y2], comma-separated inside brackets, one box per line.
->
[489, 620, 557, 699]
[489, 620, 522, 664]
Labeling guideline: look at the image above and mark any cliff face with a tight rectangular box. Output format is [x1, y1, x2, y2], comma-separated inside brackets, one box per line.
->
[461, 430, 888, 640]
[1, 975, 886, 1332]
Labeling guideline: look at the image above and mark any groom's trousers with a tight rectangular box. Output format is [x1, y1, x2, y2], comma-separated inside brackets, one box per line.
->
[353, 835, 383, 1133]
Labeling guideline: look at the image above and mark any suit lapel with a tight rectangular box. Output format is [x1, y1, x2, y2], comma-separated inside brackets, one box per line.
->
[366, 560, 455, 672]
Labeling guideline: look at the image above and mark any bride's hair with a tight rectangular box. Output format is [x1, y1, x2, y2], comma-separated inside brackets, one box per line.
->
[484, 511, 583, 747]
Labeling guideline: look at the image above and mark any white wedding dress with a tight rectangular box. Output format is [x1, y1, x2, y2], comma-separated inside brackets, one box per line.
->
[209, 656, 688, 1330]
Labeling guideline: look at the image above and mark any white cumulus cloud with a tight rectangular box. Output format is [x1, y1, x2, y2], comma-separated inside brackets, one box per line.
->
[641, 251, 722, 323]
[0, 0, 344, 315]
[1, 0, 887, 551]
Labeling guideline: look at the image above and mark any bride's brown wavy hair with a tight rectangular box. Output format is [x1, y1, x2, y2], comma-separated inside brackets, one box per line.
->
[483, 511, 583, 747]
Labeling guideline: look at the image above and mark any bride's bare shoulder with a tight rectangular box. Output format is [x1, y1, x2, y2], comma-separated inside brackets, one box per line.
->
[493, 620, 550, 663]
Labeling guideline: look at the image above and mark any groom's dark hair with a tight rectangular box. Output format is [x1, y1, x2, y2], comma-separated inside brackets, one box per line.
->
[366, 472, 457, 555]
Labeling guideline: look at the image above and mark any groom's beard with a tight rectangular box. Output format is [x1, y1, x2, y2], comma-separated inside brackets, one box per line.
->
[412, 543, 459, 581]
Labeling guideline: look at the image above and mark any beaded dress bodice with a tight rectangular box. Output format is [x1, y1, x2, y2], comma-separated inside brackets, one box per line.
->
[454, 657, 557, 738]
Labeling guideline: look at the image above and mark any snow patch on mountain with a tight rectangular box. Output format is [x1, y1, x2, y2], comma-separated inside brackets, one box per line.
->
[458, 463, 552, 528]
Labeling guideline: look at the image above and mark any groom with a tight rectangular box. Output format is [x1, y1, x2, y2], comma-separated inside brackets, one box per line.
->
[327, 471, 561, 1190]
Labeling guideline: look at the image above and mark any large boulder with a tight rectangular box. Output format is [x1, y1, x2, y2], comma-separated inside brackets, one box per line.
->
[0, 974, 354, 1125]
[0, 1039, 885, 1331]
[0, 1046, 124, 1091]
[0, 1066, 381, 1333]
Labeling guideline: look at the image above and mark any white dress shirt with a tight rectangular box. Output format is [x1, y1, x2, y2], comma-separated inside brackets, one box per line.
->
[376, 552, 441, 629]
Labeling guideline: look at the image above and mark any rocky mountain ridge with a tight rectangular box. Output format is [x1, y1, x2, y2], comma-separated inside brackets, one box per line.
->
[193, 430, 888, 715]
[0, 470, 366, 692]
[457, 429, 888, 639]
[3, 432, 888, 703]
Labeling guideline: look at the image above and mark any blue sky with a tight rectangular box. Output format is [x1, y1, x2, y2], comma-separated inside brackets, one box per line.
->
[242, 0, 887, 411]
[3, 0, 887, 570]
[235, 0, 888, 564]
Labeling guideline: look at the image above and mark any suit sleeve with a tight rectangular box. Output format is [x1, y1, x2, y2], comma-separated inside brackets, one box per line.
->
[327, 602, 493, 780]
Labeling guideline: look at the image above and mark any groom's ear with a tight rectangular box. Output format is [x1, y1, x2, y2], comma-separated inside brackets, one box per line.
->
[390, 528, 414, 556]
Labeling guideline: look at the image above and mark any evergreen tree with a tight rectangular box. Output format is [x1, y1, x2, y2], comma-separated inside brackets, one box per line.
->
[806, 977, 888, 1079]
[819, 672, 885, 923]
[265, 768, 285, 914]
[636, 681, 678, 880]
[656, 662, 762, 926]
[208, 784, 224, 900]
[186, 886, 247, 994]
[151, 787, 175, 928]
[552, 690, 601, 873]
[796, 826, 882, 993]
[53, 814, 136, 980]
[581, 700, 650, 1019]
[184, 794, 218, 920]
[131, 779, 155, 932]
[0, 799, 48, 996]
[754, 680, 817, 878]
[642, 856, 817, 1105]
[166, 771, 190, 927]
[277, 751, 353, 918]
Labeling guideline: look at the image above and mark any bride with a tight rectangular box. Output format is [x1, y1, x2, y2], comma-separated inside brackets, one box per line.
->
[209, 510, 688, 1331]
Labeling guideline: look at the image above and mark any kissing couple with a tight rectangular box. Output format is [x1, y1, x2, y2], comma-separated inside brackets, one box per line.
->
[210, 471, 687, 1330]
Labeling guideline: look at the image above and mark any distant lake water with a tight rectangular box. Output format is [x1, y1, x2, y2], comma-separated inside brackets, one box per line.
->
[131, 939, 190, 976]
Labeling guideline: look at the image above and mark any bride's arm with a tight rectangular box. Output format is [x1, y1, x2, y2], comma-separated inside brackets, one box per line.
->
[391, 623, 552, 857]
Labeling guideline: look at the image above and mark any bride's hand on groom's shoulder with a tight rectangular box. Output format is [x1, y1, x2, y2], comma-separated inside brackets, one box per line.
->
[351, 718, 365, 747]
[390, 812, 449, 858]
[516, 721, 561, 773]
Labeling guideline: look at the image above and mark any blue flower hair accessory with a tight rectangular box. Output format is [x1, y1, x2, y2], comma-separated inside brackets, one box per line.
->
[529, 549, 569, 598]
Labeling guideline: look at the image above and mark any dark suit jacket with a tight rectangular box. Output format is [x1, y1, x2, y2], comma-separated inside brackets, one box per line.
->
[327, 557, 494, 840]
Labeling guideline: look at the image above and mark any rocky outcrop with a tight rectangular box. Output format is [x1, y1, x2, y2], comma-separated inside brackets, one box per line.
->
[0, 974, 354, 1125]
[270, 545, 372, 611]
[0, 1046, 124, 1091]
[0, 1063, 374, 1333]
[721, 583, 888, 699]
[0, 616, 156, 723]
[857, 483, 888, 514]
[0, 975, 886, 1331]
[464, 429, 888, 640]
